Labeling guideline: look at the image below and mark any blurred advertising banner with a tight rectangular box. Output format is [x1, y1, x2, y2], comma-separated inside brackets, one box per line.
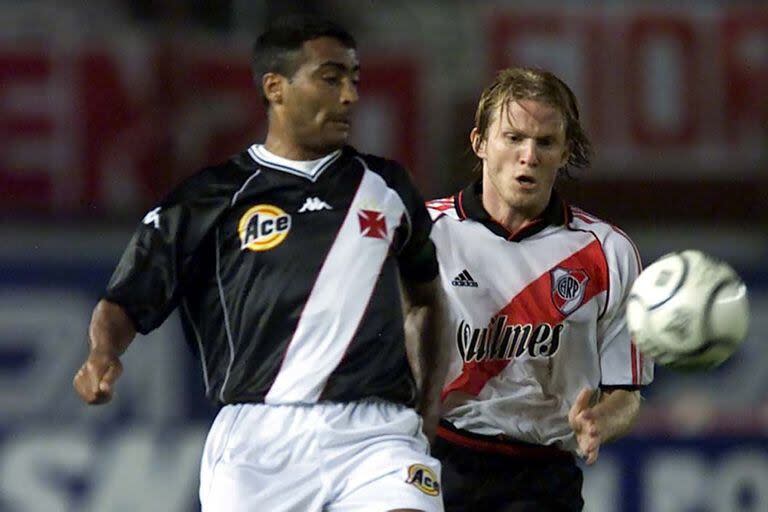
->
[0, 232, 767, 511]
[1, 5, 766, 216]
[488, 6, 768, 178]
[0, 251, 212, 511]
[0, 38, 420, 215]
[583, 437, 768, 512]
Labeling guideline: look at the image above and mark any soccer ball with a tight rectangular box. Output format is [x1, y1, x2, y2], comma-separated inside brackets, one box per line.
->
[626, 250, 749, 371]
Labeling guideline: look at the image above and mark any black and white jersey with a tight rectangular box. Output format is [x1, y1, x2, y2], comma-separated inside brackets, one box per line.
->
[428, 181, 653, 452]
[105, 144, 437, 406]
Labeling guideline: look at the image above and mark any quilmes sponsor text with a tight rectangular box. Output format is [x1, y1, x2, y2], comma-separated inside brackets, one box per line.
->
[456, 315, 564, 362]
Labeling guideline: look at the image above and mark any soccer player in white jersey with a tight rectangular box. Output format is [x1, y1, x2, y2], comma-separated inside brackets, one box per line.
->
[73, 17, 447, 512]
[427, 67, 653, 511]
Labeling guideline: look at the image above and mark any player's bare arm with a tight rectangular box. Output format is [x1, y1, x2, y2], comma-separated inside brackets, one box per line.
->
[402, 277, 448, 442]
[73, 299, 136, 405]
[568, 387, 641, 465]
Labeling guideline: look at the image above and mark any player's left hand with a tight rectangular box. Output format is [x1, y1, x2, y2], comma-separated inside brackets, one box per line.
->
[568, 387, 601, 465]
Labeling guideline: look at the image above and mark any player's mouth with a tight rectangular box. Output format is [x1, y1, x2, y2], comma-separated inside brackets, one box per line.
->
[328, 116, 351, 129]
[516, 175, 537, 190]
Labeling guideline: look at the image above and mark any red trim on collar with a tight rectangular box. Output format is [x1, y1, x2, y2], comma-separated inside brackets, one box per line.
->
[457, 179, 568, 242]
[456, 190, 468, 220]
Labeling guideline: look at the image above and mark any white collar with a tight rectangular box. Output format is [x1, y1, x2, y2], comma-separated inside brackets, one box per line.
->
[248, 144, 342, 181]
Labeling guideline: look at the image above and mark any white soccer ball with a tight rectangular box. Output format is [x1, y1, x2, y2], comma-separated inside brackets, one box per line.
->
[626, 250, 749, 371]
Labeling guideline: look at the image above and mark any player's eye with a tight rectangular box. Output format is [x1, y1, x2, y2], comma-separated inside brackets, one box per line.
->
[322, 75, 341, 85]
[537, 137, 553, 147]
[505, 133, 522, 142]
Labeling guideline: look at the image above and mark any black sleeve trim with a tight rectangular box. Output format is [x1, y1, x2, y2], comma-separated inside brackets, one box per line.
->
[99, 295, 147, 335]
[398, 239, 438, 283]
[599, 384, 643, 391]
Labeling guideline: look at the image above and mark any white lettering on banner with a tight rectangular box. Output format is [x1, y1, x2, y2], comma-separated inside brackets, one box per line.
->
[0, 428, 206, 512]
[87, 428, 206, 512]
[0, 290, 187, 424]
[645, 453, 709, 511]
[349, 98, 396, 163]
[490, 8, 768, 174]
[645, 451, 768, 511]
[711, 453, 768, 512]
[581, 455, 620, 512]
[0, 7, 763, 214]
[0, 431, 91, 512]
[643, 36, 684, 132]
[0, 291, 91, 419]
[0, 49, 81, 210]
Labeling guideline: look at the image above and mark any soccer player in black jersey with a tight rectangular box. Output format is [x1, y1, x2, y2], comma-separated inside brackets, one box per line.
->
[74, 17, 447, 512]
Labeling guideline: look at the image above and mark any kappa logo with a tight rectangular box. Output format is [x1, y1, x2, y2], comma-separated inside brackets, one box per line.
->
[358, 209, 388, 239]
[142, 207, 161, 229]
[298, 197, 332, 213]
[238, 204, 292, 252]
[551, 267, 590, 316]
[405, 464, 440, 496]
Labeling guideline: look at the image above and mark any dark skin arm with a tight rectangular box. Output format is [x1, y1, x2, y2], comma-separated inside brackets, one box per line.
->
[402, 277, 449, 442]
[73, 299, 136, 405]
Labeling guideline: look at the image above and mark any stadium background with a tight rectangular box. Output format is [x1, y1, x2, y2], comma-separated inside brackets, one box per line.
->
[1, 1, 766, 510]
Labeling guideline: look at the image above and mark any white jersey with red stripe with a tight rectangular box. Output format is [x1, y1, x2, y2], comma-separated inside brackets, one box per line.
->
[428, 181, 653, 453]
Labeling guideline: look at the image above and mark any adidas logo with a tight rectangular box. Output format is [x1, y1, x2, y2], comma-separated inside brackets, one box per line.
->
[298, 197, 332, 213]
[451, 269, 478, 288]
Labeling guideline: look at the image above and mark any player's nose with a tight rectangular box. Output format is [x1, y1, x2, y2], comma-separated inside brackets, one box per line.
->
[340, 79, 359, 105]
[519, 139, 540, 167]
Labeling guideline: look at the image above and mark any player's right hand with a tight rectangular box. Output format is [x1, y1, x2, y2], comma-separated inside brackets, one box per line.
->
[73, 348, 123, 405]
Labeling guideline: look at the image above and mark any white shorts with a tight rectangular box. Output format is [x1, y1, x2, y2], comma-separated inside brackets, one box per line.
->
[199, 400, 443, 512]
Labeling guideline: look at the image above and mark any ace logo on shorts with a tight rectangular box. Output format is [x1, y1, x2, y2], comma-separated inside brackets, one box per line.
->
[238, 204, 292, 252]
[551, 267, 590, 316]
[405, 464, 440, 496]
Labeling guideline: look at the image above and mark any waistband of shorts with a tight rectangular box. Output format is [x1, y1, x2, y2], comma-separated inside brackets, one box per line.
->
[436, 420, 572, 460]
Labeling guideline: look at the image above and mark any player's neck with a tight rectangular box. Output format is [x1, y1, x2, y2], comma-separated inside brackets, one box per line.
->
[263, 134, 329, 161]
[481, 188, 545, 236]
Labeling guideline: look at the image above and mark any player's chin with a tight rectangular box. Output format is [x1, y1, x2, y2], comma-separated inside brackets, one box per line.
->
[506, 189, 543, 210]
[318, 131, 349, 151]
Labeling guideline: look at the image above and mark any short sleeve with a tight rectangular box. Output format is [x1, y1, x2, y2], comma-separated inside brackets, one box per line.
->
[598, 229, 654, 386]
[104, 167, 237, 334]
[389, 165, 438, 283]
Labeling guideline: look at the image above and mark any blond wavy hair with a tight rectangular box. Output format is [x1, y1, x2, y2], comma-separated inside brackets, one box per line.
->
[473, 67, 592, 175]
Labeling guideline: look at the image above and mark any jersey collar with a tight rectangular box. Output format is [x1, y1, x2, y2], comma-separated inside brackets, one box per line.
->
[247, 144, 343, 181]
[455, 179, 570, 242]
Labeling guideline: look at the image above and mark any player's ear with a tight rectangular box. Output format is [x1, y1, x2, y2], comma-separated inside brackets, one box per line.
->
[262, 72, 285, 105]
[470, 127, 486, 159]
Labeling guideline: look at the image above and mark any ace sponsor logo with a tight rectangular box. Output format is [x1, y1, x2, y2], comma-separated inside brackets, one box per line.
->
[238, 204, 291, 252]
[405, 464, 440, 496]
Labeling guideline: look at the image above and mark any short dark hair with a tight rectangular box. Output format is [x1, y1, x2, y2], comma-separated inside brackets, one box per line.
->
[252, 16, 357, 100]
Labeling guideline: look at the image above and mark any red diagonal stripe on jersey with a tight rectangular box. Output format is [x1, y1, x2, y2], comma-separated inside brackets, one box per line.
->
[427, 197, 456, 212]
[443, 239, 609, 399]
